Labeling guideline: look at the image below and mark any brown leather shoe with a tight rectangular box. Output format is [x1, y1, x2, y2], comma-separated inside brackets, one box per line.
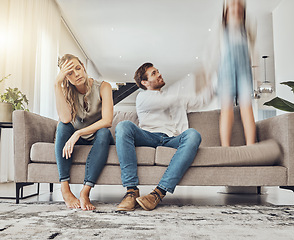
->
[117, 189, 139, 211]
[136, 188, 165, 211]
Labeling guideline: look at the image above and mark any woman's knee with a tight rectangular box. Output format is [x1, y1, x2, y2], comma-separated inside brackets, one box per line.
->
[57, 121, 74, 132]
[56, 122, 74, 140]
[93, 128, 112, 144]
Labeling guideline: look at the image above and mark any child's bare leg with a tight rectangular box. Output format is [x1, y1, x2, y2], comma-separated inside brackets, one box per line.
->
[240, 104, 256, 145]
[220, 104, 234, 147]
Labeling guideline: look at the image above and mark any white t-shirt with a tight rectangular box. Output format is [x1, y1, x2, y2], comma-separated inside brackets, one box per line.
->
[136, 75, 215, 137]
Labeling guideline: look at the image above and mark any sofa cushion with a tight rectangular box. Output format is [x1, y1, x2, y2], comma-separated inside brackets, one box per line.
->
[155, 139, 281, 167]
[188, 107, 246, 147]
[109, 111, 139, 141]
[30, 143, 155, 166]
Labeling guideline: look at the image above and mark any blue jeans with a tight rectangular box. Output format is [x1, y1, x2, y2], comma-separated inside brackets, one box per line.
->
[55, 122, 114, 187]
[115, 121, 202, 193]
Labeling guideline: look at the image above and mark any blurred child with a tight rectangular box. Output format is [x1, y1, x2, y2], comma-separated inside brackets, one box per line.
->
[218, 0, 256, 146]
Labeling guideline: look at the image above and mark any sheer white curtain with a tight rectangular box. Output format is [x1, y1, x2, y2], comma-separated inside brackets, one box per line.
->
[34, 0, 60, 119]
[0, 0, 61, 182]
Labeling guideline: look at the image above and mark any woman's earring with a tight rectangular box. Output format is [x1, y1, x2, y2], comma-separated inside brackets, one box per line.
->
[66, 80, 69, 87]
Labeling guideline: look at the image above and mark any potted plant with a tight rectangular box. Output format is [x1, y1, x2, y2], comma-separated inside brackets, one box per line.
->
[0, 74, 29, 122]
[264, 81, 294, 112]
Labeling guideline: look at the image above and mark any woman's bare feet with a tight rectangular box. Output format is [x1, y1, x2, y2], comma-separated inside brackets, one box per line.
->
[61, 182, 80, 209]
[80, 185, 96, 211]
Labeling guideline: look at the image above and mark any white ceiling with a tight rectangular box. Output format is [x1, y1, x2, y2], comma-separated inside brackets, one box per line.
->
[56, 0, 282, 86]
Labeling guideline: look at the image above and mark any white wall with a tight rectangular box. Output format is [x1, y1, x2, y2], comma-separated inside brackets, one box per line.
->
[254, 13, 276, 86]
[86, 59, 101, 80]
[59, 19, 102, 84]
[272, 0, 294, 115]
[59, 20, 87, 65]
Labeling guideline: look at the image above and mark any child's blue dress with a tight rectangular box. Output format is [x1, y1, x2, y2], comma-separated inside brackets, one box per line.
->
[218, 27, 253, 105]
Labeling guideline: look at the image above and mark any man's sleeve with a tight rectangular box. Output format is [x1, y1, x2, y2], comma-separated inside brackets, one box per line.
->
[184, 81, 216, 113]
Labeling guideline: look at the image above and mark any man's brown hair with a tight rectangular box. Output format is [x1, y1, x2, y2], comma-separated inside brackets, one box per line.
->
[134, 62, 153, 90]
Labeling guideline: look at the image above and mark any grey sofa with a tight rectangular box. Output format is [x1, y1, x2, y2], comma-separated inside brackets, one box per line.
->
[13, 107, 294, 203]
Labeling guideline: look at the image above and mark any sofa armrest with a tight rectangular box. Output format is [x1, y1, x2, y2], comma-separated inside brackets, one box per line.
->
[13, 110, 58, 182]
[256, 112, 294, 185]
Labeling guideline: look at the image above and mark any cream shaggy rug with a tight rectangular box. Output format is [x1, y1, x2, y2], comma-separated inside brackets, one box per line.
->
[0, 201, 294, 240]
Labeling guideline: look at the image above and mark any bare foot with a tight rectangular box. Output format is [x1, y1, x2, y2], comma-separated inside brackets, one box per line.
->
[61, 183, 80, 209]
[62, 191, 81, 209]
[80, 186, 96, 211]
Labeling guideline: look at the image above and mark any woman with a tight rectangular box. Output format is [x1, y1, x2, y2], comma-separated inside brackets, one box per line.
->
[54, 54, 113, 210]
[218, 0, 256, 146]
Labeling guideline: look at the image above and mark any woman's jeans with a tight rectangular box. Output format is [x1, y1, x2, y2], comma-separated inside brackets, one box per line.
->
[55, 122, 114, 187]
[115, 121, 202, 193]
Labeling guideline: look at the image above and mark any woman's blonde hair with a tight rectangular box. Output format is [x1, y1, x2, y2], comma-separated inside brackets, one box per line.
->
[58, 54, 92, 120]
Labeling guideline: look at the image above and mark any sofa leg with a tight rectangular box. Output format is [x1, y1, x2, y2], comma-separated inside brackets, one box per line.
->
[50, 183, 53, 193]
[15, 183, 22, 204]
[15, 182, 40, 204]
[280, 186, 294, 193]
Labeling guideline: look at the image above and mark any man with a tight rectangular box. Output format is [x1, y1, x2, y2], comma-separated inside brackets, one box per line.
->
[115, 62, 214, 211]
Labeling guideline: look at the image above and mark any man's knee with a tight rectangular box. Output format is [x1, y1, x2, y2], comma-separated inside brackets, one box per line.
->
[184, 128, 202, 146]
[115, 120, 136, 138]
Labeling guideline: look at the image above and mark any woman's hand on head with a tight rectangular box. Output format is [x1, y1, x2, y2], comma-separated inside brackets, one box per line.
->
[56, 59, 74, 86]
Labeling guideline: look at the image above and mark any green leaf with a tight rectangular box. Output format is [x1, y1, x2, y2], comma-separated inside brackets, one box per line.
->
[280, 81, 294, 93]
[0, 74, 11, 83]
[0, 85, 29, 111]
[264, 97, 294, 112]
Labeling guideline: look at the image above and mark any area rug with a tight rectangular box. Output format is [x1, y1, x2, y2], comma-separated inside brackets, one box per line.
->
[0, 201, 294, 240]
